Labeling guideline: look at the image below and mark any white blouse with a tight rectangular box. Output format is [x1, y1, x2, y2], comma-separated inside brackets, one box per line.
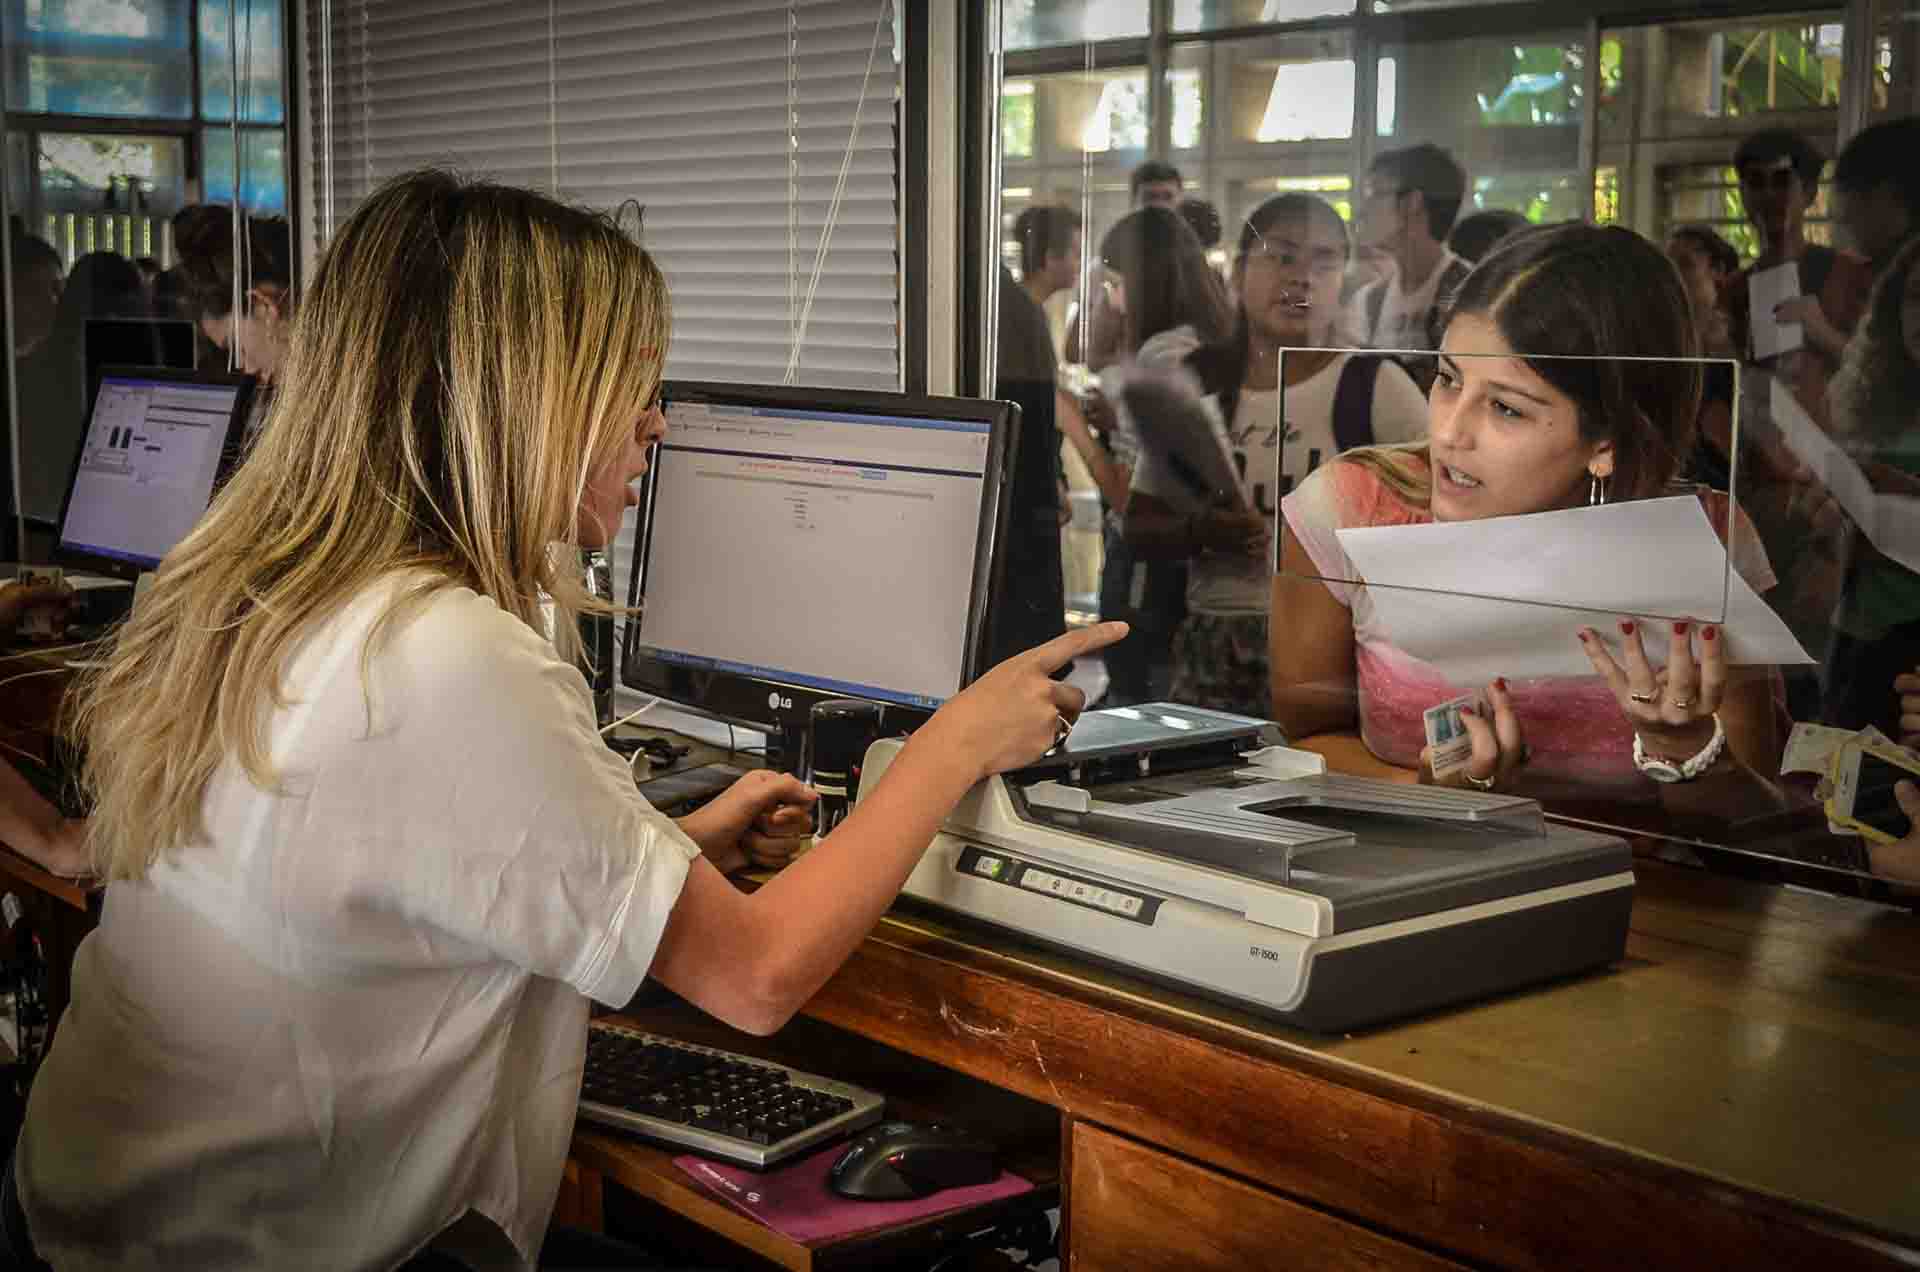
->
[19, 576, 700, 1270]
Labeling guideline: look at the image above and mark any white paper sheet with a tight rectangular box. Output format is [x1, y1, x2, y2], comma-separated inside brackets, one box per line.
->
[1769, 379, 1920, 576]
[1331, 497, 1815, 684]
[1747, 261, 1804, 360]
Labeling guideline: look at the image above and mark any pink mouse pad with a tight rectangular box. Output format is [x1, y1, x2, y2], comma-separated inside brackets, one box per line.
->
[673, 1143, 1034, 1244]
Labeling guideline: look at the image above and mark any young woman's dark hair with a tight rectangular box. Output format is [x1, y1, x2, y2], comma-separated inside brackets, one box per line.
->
[1667, 222, 1741, 278]
[1185, 192, 1349, 422]
[1830, 234, 1920, 443]
[171, 204, 293, 320]
[1097, 205, 1230, 357]
[1443, 222, 1701, 501]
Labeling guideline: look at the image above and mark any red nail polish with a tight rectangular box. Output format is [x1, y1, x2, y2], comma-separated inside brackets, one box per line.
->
[1494, 677, 1509, 693]
[1674, 621, 1690, 635]
[1459, 705, 1477, 718]
[1619, 620, 1635, 636]
[1702, 625, 1718, 642]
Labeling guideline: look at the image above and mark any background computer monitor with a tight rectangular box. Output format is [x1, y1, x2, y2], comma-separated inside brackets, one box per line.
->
[82, 317, 197, 406]
[56, 366, 257, 581]
[621, 381, 1017, 750]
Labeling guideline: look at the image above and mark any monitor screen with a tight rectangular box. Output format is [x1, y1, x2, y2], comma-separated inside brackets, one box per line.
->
[624, 382, 1014, 736]
[82, 317, 197, 397]
[57, 369, 256, 578]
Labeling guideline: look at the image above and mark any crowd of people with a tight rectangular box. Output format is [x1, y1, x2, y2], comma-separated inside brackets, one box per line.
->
[1004, 118, 1920, 886]
[5, 205, 294, 525]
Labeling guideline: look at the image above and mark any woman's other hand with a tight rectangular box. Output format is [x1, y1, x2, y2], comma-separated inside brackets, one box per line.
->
[1870, 781, 1920, 886]
[1420, 677, 1528, 789]
[1581, 618, 1725, 766]
[677, 770, 818, 875]
[918, 622, 1128, 785]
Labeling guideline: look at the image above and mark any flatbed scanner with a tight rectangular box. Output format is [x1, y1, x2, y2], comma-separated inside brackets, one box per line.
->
[861, 703, 1634, 1032]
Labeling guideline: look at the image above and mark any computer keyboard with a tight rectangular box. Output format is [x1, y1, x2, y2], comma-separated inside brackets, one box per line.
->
[578, 1022, 886, 1169]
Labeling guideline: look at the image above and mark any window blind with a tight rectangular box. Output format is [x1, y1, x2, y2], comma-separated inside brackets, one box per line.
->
[302, 0, 900, 389]
[301, 0, 901, 708]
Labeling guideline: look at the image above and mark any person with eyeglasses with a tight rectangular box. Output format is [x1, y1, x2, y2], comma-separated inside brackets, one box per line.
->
[1120, 194, 1427, 716]
[1346, 144, 1473, 376]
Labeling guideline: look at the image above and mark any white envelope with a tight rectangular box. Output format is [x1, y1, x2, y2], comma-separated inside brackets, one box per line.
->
[1331, 497, 1814, 684]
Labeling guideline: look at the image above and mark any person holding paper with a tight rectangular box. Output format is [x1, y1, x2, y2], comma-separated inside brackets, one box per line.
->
[1123, 194, 1427, 714]
[1271, 223, 1782, 791]
[1722, 129, 1871, 415]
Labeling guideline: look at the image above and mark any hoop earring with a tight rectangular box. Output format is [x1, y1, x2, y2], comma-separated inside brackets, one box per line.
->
[1589, 474, 1610, 506]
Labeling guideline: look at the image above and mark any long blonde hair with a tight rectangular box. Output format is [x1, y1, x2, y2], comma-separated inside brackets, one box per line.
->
[70, 170, 671, 880]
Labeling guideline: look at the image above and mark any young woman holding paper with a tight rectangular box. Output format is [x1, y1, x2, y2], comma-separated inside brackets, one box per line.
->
[1269, 223, 1783, 791]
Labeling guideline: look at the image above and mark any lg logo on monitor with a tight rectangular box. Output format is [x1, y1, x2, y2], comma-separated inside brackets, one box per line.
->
[768, 691, 793, 711]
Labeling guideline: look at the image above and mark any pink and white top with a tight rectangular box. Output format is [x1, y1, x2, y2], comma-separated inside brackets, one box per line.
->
[1280, 447, 1778, 785]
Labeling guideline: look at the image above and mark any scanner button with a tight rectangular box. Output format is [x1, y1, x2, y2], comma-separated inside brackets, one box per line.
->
[1118, 896, 1142, 916]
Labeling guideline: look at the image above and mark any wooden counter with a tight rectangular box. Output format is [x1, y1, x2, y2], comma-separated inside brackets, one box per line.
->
[760, 857, 1920, 1271]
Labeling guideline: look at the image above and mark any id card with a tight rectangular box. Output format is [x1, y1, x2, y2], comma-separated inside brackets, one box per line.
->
[1422, 691, 1488, 782]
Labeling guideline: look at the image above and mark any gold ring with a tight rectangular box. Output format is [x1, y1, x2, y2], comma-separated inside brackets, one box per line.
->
[1629, 691, 1658, 704]
[1052, 713, 1074, 750]
[1462, 770, 1497, 791]
[1670, 697, 1693, 710]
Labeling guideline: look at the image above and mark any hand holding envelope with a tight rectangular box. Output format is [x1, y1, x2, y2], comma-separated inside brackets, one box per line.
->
[1329, 496, 1814, 686]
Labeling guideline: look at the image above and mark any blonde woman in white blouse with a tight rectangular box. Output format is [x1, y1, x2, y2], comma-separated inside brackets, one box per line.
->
[12, 171, 1123, 1271]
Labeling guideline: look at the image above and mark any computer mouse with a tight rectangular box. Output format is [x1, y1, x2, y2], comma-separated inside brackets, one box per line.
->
[826, 1120, 999, 1201]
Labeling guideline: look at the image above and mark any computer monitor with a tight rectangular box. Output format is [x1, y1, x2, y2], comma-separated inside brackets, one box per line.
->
[622, 381, 1017, 747]
[82, 317, 197, 409]
[56, 366, 258, 581]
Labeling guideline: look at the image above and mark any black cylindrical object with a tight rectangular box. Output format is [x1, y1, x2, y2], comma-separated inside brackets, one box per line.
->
[579, 548, 616, 728]
[807, 699, 883, 837]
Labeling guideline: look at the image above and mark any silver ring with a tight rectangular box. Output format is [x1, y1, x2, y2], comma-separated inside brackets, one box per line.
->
[1462, 770, 1497, 791]
[1629, 691, 1658, 704]
[1052, 713, 1073, 750]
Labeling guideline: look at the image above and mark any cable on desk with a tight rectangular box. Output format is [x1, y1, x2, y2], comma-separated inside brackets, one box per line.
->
[599, 697, 659, 737]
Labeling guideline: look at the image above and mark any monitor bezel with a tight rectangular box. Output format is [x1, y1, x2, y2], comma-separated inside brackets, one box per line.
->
[620, 380, 1019, 743]
[54, 365, 259, 582]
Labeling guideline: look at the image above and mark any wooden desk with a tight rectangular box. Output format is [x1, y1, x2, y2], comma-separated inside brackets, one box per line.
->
[715, 858, 1920, 1271]
[570, 1009, 1059, 1272]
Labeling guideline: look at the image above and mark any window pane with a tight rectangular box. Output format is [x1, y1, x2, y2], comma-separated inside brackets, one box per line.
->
[201, 127, 287, 215]
[1172, 0, 1353, 31]
[1869, 0, 1917, 120]
[1003, 81, 1037, 159]
[1219, 31, 1356, 143]
[1377, 32, 1583, 226]
[27, 133, 188, 219]
[1652, 16, 1846, 121]
[1001, 0, 1149, 51]
[200, 0, 287, 123]
[2, 0, 194, 118]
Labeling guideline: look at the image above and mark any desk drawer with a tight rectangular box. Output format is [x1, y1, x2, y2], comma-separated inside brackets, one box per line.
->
[1068, 1121, 1464, 1272]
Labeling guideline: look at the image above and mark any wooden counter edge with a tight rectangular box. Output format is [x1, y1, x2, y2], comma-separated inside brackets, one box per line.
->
[797, 909, 1920, 1271]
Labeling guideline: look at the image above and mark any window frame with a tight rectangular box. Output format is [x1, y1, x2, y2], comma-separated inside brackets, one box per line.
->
[1, 0, 299, 265]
